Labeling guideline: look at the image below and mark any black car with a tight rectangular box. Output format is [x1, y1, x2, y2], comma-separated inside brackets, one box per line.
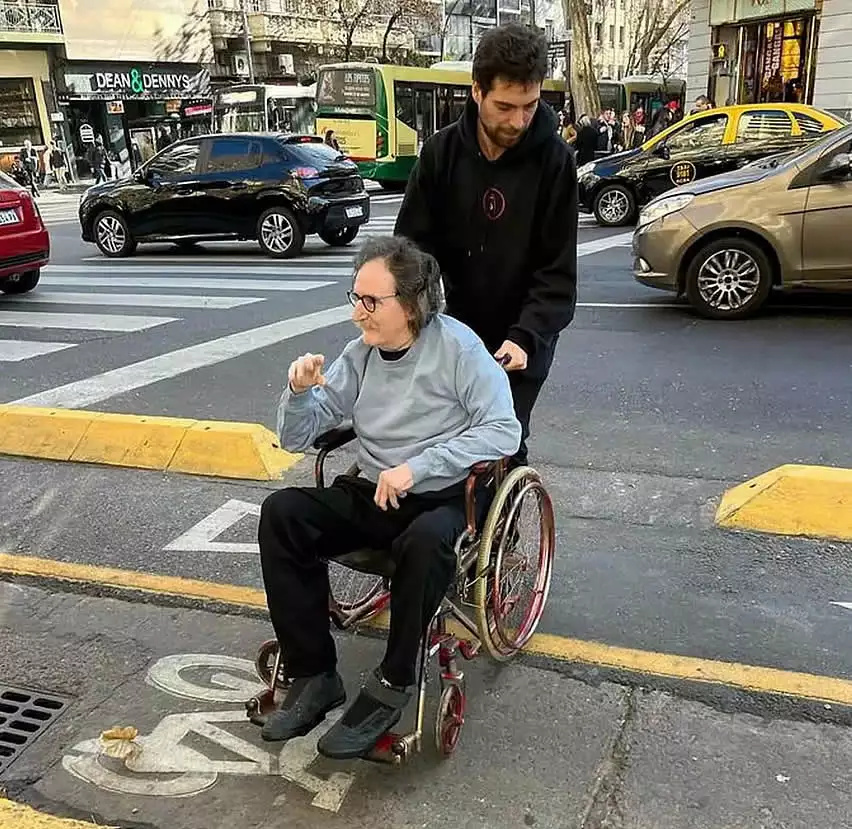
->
[79, 133, 370, 258]
[577, 105, 844, 227]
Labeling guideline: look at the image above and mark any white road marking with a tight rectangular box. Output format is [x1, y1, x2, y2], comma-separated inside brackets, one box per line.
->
[77, 255, 352, 265]
[831, 602, 852, 611]
[0, 311, 178, 331]
[10, 292, 264, 309]
[0, 339, 76, 361]
[577, 302, 682, 309]
[163, 499, 260, 555]
[40, 277, 338, 291]
[45, 265, 349, 276]
[12, 304, 351, 408]
[577, 232, 634, 256]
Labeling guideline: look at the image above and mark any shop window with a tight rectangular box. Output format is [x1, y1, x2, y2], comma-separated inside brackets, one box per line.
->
[0, 78, 43, 147]
[736, 110, 793, 142]
[794, 113, 825, 135]
[148, 141, 201, 176]
[207, 137, 261, 173]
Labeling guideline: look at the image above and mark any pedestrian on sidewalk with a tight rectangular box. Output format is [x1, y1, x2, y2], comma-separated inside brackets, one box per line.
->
[47, 140, 68, 190]
[19, 139, 41, 198]
[394, 22, 578, 467]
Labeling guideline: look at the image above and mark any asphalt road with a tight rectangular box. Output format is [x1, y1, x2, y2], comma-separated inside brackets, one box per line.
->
[2, 191, 852, 698]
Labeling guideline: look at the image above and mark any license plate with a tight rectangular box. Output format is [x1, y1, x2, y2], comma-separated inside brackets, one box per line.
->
[0, 208, 20, 226]
[345, 205, 363, 219]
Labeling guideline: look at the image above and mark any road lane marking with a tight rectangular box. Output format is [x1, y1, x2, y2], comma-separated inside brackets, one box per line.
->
[45, 265, 351, 277]
[8, 292, 264, 309]
[0, 339, 76, 361]
[577, 232, 634, 256]
[41, 277, 338, 291]
[10, 304, 351, 408]
[0, 311, 178, 331]
[3, 552, 852, 709]
[77, 256, 352, 265]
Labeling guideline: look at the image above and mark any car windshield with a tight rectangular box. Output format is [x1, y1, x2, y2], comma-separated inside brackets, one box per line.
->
[280, 140, 349, 167]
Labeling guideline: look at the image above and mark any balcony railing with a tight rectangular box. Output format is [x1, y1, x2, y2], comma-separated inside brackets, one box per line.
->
[0, 2, 62, 34]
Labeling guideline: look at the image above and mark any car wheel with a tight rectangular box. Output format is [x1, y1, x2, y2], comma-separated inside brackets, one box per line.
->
[593, 184, 637, 227]
[93, 210, 136, 257]
[1, 269, 40, 295]
[685, 238, 773, 320]
[318, 226, 359, 247]
[257, 206, 305, 259]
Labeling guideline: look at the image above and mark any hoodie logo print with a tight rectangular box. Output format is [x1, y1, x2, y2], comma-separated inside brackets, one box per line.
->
[482, 187, 506, 221]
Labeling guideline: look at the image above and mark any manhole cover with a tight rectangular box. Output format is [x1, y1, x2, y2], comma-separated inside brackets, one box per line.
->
[0, 685, 70, 774]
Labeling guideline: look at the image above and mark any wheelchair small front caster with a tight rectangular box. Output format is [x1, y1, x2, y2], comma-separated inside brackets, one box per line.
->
[245, 688, 276, 726]
[435, 683, 465, 757]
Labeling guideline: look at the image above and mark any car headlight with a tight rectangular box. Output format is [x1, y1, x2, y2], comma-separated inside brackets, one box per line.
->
[577, 161, 596, 177]
[637, 193, 695, 228]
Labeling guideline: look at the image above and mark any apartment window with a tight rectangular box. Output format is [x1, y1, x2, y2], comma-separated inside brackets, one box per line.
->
[0, 78, 43, 147]
[619, 25, 624, 46]
[609, 25, 615, 45]
[594, 22, 602, 41]
[470, 0, 496, 19]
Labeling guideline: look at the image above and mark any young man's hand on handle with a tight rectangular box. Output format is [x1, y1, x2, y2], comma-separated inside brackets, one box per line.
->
[288, 352, 327, 394]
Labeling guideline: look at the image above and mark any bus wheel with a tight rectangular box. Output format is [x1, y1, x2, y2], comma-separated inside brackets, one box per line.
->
[257, 206, 305, 259]
[319, 226, 359, 247]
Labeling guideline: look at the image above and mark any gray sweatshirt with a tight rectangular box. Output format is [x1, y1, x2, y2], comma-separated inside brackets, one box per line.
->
[277, 314, 522, 493]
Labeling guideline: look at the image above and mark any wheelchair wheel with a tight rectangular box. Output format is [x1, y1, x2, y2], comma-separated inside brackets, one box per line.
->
[327, 560, 384, 611]
[434, 683, 465, 757]
[473, 466, 555, 662]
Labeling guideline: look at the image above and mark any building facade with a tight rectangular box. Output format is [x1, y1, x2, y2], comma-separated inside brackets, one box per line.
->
[688, 0, 852, 119]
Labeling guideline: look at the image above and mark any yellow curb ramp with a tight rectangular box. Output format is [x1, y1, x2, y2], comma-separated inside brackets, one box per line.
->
[3, 553, 852, 710]
[0, 797, 116, 828]
[716, 463, 852, 542]
[0, 405, 302, 481]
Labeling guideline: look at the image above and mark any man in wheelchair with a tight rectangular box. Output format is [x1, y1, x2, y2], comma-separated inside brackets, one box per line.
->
[258, 235, 521, 760]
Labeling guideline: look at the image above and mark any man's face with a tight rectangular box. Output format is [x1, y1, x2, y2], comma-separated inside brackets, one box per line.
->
[472, 77, 541, 150]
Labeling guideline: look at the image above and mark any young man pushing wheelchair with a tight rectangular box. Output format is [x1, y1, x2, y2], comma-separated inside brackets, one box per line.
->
[258, 235, 521, 760]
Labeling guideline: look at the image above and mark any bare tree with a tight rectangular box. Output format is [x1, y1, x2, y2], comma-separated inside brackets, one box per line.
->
[562, 0, 600, 117]
[624, 0, 690, 77]
[323, 0, 378, 61]
[152, 0, 214, 64]
[381, 0, 440, 62]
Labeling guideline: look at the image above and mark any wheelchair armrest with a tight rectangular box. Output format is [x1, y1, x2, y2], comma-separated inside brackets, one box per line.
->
[313, 426, 357, 488]
[313, 426, 357, 453]
[464, 458, 508, 534]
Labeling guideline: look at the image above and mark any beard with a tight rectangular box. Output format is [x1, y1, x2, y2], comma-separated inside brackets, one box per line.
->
[479, 115, 525, 149]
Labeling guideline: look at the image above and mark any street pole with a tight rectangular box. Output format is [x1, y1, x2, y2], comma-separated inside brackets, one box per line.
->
[241, 0, 256, 83]
[530, 0, 536, 28]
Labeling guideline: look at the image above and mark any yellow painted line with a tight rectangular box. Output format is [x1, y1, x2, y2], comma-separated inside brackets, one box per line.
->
[716, 463, 852, 542]
[0, 553, 267, 610]
[2, 554, 852, 709]
[0, 797, 116, 828]
[0, 405, 303, 482]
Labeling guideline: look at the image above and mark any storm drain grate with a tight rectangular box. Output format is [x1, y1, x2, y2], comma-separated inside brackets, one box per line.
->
[0, 685, 70, 774]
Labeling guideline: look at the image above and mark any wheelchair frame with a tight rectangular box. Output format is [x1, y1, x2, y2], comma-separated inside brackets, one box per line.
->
[246, 425, 555, 764]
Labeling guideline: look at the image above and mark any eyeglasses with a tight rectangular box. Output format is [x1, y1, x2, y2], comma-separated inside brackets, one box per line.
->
[347, 290, 398, 313]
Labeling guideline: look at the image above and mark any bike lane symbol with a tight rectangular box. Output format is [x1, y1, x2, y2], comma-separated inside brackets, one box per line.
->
[62, 654, 355, 812]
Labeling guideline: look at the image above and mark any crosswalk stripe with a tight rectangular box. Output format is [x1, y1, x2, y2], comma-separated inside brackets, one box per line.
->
[0, 339, 76, 361]
[40, 277, 338, 290]
[0, 311, 178, 331]
[45, 264, 348, 276]
[7, 292, 265, 309]
[13, 305, 352, 409]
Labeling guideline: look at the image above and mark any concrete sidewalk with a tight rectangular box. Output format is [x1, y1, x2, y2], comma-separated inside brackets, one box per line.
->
[1, 580, 850, 829]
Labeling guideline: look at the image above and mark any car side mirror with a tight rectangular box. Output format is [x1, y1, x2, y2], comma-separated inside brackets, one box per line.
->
[653, 143, 670, 160]
[823, 152, 851, 180]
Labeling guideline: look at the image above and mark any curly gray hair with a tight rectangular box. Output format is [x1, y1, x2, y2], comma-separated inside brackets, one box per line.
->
[353, 235, 446, 337]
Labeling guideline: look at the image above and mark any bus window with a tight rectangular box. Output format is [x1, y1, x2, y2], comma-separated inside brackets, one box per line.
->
[436, 85, 467, 129]
[394, 82, 436, 152]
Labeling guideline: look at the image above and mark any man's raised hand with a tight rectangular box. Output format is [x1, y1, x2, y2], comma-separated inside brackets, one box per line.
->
[288, 353, 327, 394]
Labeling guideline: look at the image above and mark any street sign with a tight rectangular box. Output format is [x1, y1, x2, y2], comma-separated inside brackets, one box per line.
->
[79, 124, 94, 143]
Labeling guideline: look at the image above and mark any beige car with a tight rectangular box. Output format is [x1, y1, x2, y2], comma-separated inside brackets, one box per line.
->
[632, 123, 852, 319]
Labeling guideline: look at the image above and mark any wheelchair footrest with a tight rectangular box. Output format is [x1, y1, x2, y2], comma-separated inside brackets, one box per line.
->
[245, 688, 276, 727]
[364, 731, 416, 765]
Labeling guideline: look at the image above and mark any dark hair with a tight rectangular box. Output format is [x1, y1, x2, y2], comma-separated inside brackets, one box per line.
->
[353, 235, 445, 336]
[472, 23, 548, 94]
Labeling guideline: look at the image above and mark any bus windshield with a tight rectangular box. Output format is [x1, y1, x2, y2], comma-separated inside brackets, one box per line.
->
[213, 86, 316, 133]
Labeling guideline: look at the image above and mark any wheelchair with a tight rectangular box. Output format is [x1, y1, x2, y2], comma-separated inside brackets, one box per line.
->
[245, 425, 556, 764]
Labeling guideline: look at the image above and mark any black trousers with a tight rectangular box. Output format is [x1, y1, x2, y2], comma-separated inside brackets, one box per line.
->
[258, 475, 484, 687]
[509, 370, 546, 466]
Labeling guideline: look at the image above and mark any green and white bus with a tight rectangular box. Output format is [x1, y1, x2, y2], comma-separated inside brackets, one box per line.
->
[314, 62, 567, 187]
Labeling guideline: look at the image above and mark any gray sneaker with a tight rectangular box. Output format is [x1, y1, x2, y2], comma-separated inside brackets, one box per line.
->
[261, 671, 346, 742]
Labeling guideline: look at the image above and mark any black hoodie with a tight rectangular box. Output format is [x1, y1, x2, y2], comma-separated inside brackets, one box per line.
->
[394, 96, 577, 379]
